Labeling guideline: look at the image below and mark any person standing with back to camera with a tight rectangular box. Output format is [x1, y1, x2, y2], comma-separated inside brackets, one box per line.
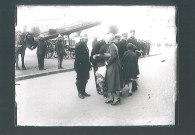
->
[74, 35, 91, 99]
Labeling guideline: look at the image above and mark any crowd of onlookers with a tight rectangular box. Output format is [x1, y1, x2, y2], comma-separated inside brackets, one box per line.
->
[73, 31, 152, 105]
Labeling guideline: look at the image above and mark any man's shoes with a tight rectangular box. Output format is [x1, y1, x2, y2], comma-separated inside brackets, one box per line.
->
[78, 93, 85, 99]
[83, 92, 91, 97]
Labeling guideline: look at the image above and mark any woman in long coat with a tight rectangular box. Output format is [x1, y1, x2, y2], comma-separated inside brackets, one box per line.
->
[105, 34, 121, 105]
[121, 43, 138, 95]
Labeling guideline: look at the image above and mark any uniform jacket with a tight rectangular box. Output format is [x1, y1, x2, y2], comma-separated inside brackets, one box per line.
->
[56, 40, 65, 55]
[74, 41, 91, 72]
[37, 40, 47, 55]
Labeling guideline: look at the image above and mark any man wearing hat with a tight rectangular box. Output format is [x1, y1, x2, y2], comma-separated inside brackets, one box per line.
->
[37, 34, 47, 70]
[56, 34, 65, 69]
[74, 35, 91, 99]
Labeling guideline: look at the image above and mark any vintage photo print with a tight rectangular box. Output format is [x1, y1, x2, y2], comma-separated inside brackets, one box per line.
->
[15, 5, 177, 126]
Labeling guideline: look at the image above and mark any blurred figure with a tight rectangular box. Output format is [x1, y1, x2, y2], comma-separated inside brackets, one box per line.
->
[74, 35, 91, 99]
[114, 34, 121, 48]
[90, 39, 105, 95]
[37, 35, 47, 70]
[127, 30, 140, 78]
[105, 33, 121, 105]
[118, 36, 127, 60]
[121, 43, 138, 96]
[56, 34, 65, 69]
[92, 37, 98, 49]
[146, 40, 151, 55]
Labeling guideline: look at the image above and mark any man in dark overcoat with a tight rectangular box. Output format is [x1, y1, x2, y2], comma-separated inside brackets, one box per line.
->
[118, 36, 127, 59]
[74, 36, 91, 99]
[37, 35, 47, 70]
[56, 34, 65, 69]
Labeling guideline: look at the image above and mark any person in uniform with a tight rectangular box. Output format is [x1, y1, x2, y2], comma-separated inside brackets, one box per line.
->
[37, 35, 47, 70]
[74, 35, 91, 99]
[56, 34, 65, 69]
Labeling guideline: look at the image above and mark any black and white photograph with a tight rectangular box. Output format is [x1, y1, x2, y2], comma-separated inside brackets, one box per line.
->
[15, 5, 177, 126]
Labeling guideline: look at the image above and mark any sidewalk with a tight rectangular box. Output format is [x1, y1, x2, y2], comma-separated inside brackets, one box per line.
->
[15, 47, 161, 81]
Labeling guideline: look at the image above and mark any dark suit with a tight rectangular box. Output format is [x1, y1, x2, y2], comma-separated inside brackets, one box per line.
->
[37, 40, 47, 70]
[56, 40, 65, 68]
[74, 41, 91, 95]
[118, 39, 127, 59]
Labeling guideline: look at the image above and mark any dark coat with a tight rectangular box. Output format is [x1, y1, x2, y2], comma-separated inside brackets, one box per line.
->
[74, 41, 91, 74]
[127, 37, 137, 46]
[90, 40, 105, 65]
[56, 40, 65, 56]
[118, 39, 127, 59]
[37, 40, 47, 55]
[121, 50, 138, 81]
[106, 43, 121, 92]
[97, 43, 110, 66]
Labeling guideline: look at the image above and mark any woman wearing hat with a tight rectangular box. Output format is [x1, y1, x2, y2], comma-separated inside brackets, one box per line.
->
[105, 33, 121, 105]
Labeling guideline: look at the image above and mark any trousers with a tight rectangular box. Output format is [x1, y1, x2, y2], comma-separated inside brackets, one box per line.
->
[37, 54, 45, 69]
[58, 54, 63, 68]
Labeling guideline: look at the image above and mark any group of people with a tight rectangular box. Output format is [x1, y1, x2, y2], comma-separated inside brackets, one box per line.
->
[74, 32, 142, 106]
[31, 34, 66, 70]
